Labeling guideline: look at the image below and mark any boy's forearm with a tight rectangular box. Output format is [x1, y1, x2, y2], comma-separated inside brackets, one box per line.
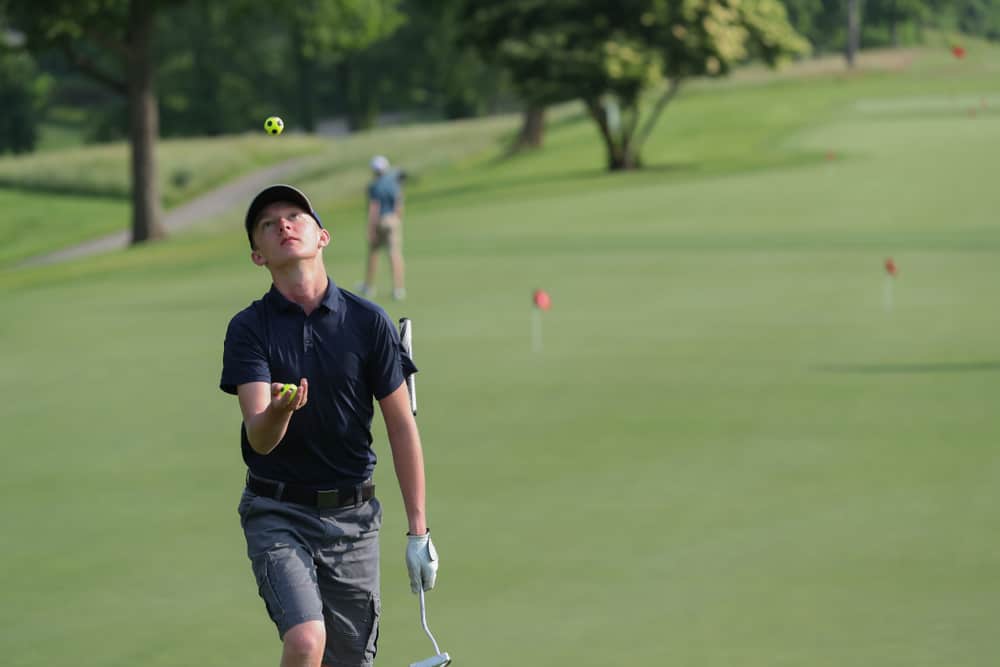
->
[244, 404, 292, 455]
[387, 421, 427, 534]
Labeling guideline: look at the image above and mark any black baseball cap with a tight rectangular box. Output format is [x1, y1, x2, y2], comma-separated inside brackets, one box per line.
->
[244, 184, 323, 248]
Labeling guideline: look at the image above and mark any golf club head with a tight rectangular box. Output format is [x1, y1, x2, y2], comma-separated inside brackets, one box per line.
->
[409, 653, 451, 667]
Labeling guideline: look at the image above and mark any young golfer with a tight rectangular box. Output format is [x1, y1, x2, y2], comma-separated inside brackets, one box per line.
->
[220, 184, 439, 667]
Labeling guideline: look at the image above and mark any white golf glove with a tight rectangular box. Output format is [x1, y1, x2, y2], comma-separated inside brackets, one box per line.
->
[405, 531, 438, 593]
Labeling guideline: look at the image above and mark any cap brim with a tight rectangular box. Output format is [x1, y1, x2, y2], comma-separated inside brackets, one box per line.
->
[245, 184, 321, 245]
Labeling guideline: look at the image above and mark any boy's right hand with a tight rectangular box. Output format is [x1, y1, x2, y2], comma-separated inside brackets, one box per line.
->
[270, 378, 308, 412]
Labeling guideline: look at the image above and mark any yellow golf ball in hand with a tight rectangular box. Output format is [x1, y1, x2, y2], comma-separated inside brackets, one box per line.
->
[279, 383, 298, 403]
[264, 116, 284, 135]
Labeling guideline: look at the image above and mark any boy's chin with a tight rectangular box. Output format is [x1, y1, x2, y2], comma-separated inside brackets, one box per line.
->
[268, 249, 316, 267]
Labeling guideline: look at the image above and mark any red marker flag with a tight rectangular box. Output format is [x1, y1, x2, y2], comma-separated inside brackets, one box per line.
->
[531, 289, 550, 352]
[951, 45, 966, 59]
[533, 289, 551, 311]
[884, 258, 898, 277]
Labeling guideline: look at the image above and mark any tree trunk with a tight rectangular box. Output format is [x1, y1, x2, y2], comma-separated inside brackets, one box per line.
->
[628, 78, 681, 166]
[127, 0, 165, 244]
[584, 98, 638, 171]
[846, 0, 861, 69]
[509, 105, 545, 152]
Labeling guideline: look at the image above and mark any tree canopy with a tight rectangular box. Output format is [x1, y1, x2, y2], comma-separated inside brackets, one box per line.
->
[463, 0, 810, 169]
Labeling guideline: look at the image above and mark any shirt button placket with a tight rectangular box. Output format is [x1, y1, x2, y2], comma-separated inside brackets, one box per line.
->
[303, 322, 313, 352]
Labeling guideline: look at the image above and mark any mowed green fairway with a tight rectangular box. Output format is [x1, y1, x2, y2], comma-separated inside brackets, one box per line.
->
[2, 48, 999, 666]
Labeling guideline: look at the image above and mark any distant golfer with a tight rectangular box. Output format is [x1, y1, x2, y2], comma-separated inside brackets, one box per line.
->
[220, 184, 439, 667]
[358, 155, 406, 300]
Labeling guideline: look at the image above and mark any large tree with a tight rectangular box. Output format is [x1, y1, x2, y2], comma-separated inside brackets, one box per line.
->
[281, 0, 404, 132]
[866, 0, 926, 45]
[155, 0, 404, 137]
[460, 1, 584, 152]
[381, 0, 503, 121]
[0, 40, 50, 155]
[156, 0, 272, 138]
[1, 0, 184, 244]
[952, 0, 1000, 39]
[206, 0, 405, 133]
[463, 0, 810, 170]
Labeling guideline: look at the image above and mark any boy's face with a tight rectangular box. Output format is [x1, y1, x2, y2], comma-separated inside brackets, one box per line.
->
[250, 201, 329, 267]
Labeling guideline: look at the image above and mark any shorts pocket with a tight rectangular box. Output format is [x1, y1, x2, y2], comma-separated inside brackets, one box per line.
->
[251, 550, 287, 622]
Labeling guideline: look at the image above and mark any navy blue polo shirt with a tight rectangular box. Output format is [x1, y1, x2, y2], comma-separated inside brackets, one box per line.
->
[220, 277, 416, 488]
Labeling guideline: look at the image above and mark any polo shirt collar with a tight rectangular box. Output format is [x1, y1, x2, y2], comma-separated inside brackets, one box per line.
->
[265, 277, 342, 313]
[320, 277, 342, 312]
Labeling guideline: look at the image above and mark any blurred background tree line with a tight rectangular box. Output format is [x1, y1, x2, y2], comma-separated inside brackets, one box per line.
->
[0, 0, 997, 240]
[2, 0, 995, 151]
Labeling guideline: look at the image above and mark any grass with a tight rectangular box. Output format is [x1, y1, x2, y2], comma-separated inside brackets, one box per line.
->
[35, 106, 89, 153]
[0, 133, 328, 205]
[2, 44, 1000, 666]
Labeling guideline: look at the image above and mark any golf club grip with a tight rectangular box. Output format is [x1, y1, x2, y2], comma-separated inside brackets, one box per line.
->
[399, 318, 417, 416]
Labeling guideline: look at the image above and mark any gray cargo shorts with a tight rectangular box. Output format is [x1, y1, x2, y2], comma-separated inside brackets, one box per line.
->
[238, 487, 382, 667]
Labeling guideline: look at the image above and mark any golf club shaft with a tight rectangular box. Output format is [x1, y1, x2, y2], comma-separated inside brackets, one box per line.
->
[401, 318, 448, 666]
[419, 587, 443, 656]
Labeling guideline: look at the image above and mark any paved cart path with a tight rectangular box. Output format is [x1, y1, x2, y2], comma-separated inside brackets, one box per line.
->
[20, 155, 315, 267]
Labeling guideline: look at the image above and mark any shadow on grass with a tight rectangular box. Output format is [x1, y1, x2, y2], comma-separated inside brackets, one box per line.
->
[411, 160, 700, 206]
[494, 107, 591, 145]
[817, 361, 1000, 374]
[411, 145, 832, 208]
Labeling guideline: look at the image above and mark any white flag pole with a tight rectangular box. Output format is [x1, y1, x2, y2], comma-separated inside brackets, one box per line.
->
[531, 308, 543, 352]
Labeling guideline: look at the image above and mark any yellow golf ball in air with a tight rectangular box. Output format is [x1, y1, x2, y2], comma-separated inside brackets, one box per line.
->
[279, 383, 298, 402]
[264, 116, 284, 135]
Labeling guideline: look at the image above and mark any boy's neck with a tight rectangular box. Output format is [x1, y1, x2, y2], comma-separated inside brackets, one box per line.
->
[272, 260, 328, 315]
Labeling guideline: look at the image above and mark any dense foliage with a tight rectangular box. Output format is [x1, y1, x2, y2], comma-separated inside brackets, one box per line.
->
[2, 0, 997, 147]
[0, 46, 50, 154]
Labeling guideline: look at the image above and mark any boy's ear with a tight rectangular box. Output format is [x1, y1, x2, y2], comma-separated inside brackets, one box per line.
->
[251, 249, 267, 266]
[318, 228, 331, 248]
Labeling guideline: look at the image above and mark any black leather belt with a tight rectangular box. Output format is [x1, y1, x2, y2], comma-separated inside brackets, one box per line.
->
[247, 473, 375, 509]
